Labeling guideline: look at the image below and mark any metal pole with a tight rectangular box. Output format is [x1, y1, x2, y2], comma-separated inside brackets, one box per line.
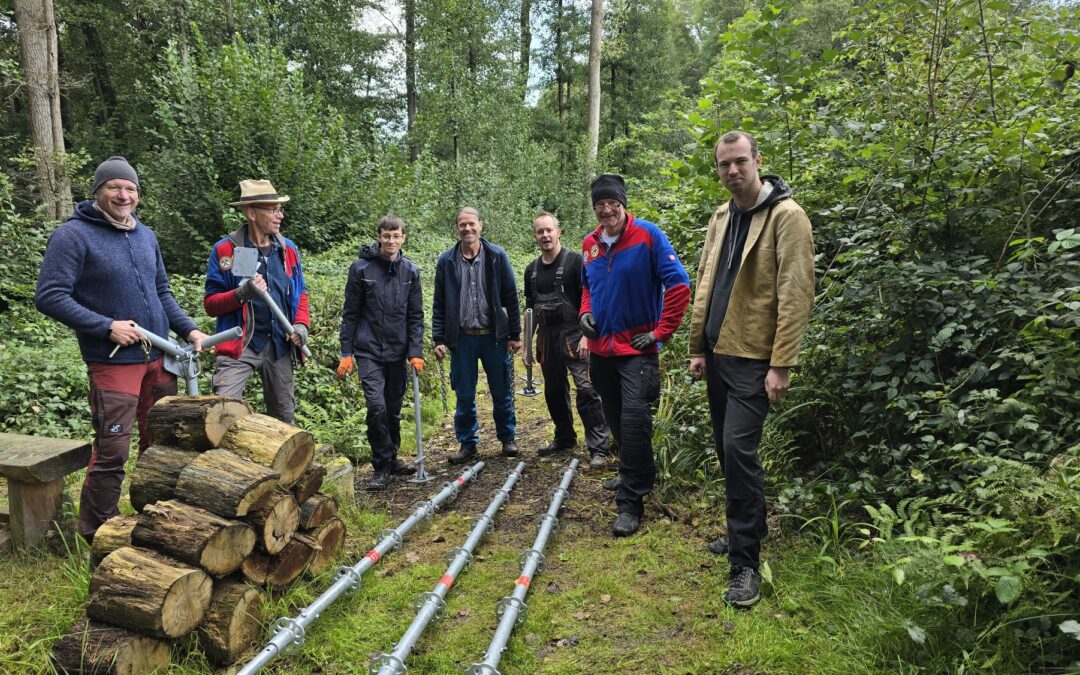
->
[408, 364, 433, 483]
[437, 358, 449, 414]
[518, 308, 540, 397]
[468, 459, 578, 675]
[372, 462, 527, 675]
[134, 325, 241, 395]
[240, 280, 314, 359]
[235, 461, 486, 675]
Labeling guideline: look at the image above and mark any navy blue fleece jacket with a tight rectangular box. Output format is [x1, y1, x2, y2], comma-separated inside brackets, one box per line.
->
[35, 200, 197, 364]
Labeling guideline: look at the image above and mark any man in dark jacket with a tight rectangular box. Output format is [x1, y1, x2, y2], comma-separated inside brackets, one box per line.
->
[336, 216, 425, 490]
[524, 212, 610, 467]
[35, 156, 206, 543]
[204, 179, 310, 424]
[432, 207, 522, 463]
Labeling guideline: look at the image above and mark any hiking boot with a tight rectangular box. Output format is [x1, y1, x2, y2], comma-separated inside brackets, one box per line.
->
[387, 458, 417, 476]
[365, 471, 389, 491]
[501, 440, 519, 457]
[602, 475, 622, 491]
[589, 451, 612, 469]
[707, 536, 729, 555]
[448, 445, 478, 465]
[724, 565, 761, 608]
[612, 512, 641, 537]
[537, 441, 575, 457]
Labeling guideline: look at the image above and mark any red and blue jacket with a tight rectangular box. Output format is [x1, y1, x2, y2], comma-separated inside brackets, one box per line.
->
[581, 214, 691, 357]
[204, 228, 310, 360]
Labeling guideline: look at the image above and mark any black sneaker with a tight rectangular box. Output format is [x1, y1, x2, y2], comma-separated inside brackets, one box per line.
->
[724, 565, 761, 608]
[602, 475, 622, 491]
[501, 440, 519, 457]
[612, 512, 641, 537]
[707, 536, 729, 555]
[366, 471, 389, 491]
[537, 441, 575, 457]
[387, 458, 417, 475]
[448, 445, 478, 465]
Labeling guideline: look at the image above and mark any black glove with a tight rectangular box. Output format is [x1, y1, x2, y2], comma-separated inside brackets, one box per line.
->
[630, 331, 658, 350]
[580, 312, 598, 339]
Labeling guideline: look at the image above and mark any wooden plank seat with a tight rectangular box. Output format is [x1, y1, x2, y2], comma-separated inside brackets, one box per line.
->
[0, 432, 92, 552]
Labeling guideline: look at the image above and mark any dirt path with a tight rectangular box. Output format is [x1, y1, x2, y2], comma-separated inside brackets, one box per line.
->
[353, 365, 618, 544]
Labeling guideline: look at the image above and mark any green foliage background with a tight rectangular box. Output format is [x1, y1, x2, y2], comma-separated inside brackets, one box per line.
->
[2, 0, 1079, 670]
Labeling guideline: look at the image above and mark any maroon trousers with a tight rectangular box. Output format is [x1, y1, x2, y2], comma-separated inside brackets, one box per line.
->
[80, 359, 176, 539]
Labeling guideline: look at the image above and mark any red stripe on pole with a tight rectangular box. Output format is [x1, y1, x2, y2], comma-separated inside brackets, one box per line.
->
[456, 476, 465, 485]
[439, 575, 455, 589]
[516, 575, 531, 589]
[366, 550, 382, 564]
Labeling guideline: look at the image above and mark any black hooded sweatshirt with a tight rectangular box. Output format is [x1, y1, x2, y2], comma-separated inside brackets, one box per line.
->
[703, 174, 794, 350]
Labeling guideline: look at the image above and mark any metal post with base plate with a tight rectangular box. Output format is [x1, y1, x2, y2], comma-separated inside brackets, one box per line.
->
[518, 308, 541, 397]
[408, 364, 434, 483]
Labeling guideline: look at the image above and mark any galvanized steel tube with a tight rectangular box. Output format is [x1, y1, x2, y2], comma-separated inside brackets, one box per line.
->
[236, 461, 486, 675]
[468, 459, 579, 675]
[372, 462, 527, 675]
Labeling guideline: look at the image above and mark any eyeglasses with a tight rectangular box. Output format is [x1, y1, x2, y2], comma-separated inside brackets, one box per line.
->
[594, 201, 622, 213]
[255, 206, 285, 215]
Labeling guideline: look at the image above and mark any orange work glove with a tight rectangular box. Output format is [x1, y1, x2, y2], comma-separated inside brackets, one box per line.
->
[409, 357, 425, 373]
[336, 355, 355, 377]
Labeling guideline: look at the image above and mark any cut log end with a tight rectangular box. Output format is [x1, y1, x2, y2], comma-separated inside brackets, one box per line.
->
[306, 516, 346, 577]
[197, 581, 266, 666]
[51, 619, 170, 675]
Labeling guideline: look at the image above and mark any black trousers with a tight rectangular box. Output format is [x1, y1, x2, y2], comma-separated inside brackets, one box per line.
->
[705, 354, 771, 569]
[590, 353, 660, 518]
[537, 326, 609, 454]
[355, 357, 407, 471]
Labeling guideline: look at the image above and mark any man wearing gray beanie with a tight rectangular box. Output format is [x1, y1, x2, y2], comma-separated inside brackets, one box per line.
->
[35, 155, 206, 545]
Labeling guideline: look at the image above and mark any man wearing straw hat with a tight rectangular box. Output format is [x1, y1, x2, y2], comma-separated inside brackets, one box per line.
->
[204, 179, 310, 424]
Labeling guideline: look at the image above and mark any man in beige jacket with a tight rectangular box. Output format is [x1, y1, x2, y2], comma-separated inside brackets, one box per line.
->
[688, 131, 815, 607]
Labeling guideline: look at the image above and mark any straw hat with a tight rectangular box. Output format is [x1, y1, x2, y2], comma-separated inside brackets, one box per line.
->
[228, 179, 290, 207]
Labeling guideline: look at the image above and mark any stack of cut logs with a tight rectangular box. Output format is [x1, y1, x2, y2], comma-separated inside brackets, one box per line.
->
[51, 396, 347, 673]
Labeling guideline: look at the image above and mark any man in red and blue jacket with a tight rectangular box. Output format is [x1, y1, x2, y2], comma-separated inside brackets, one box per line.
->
[204, 179, 309, 424]
[579, 173, 690, 537]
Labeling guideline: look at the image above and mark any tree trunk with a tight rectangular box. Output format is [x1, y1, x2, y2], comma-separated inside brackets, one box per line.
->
[555, 0, 564, 123]
[218, 413, 314, 486]
[297, 492, 337, 530]
[585, 0, 604, 177]
[129, 446, 202, 512]
[13, 0, 72, 219]
[305, 516, 346, 576]
[241, 532, 318, 587]
[519, 0, 532, 103]
[90, 514, 138, 568]
[197, 581, 265, 666]
[51, 619, 170, 674]
[405, 0, 417, 161]
[290, 462, 326, 504]
[88, 547, 212, 638]
[132, 500, 256, 577]
[78, 23, 121, 136]
[243, 487, 299, 555]
[147, 395, 252, 451]
[175, 449, 280, 518]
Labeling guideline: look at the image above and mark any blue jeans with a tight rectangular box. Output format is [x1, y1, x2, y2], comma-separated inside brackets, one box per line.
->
[450, 333, 516, 447]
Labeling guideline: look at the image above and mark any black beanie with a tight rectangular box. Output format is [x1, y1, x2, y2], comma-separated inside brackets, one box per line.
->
[92, 156, 140, 194]
[591, 173, 627, 207]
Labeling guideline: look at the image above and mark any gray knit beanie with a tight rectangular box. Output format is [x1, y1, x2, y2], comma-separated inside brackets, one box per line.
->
[92, 156, 140, 194]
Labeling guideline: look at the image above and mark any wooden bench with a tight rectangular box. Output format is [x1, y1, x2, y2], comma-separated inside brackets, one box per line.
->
[0, 432, 92, 552]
